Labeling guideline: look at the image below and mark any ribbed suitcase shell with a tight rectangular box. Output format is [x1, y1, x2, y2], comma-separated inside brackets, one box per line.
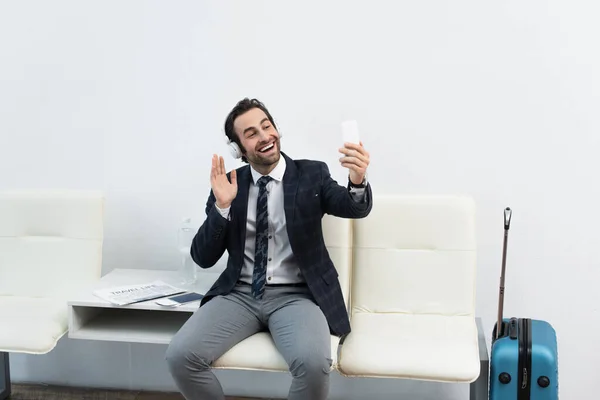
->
[490, 318, 558, 400]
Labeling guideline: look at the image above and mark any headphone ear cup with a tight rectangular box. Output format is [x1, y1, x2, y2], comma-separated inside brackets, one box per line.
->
[228, 141, 242, 159]
[224, 134, 243, 159]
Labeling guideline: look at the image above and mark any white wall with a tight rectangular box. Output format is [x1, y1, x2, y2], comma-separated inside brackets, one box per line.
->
[1, 1, 598, 398]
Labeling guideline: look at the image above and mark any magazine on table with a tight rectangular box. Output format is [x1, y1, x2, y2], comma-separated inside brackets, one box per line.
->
[93, 280, 185, 306]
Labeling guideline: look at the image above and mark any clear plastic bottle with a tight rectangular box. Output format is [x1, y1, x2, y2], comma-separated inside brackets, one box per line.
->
[178, 217, 197, 286]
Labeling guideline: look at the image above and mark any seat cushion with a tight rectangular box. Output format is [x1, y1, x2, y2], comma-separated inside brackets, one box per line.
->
[213, 332, 341, 372]
[0, 296, 68, 354]
[338, 313, 480, 382]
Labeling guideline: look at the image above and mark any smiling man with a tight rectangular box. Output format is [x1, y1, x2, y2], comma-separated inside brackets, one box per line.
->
[166, 98, 373, 400]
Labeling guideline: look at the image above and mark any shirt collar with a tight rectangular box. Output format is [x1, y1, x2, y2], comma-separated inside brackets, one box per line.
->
[250, 155, 286, 184]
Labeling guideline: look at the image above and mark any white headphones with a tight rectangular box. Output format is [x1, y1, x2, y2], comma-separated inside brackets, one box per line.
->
[225, 130, 282, 159]
[224, 134, 243, 159]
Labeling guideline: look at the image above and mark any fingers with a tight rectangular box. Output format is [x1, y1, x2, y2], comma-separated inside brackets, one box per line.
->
[210, 154, 237, 185]
[341, 162, 366, 176]
[339, 149, 369, 168]
[341, 142, 368, 153]
[339, 144, 370, 163]
[339, 141, 370, 180]
[340, 156, 367, 170]
[211, 155, 226, 175]
[341, 144, 369, 159]
[339, 150, 369, 165]
[230, 169, 237, 186]
[211, 154, 218, 180]
[210, 153, 238, 177]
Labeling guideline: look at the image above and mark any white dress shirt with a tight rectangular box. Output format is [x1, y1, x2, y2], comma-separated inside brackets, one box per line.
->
[216, 156, 366, 285]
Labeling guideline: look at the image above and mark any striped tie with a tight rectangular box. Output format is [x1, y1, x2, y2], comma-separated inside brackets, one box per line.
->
[252, 175, 273, 299]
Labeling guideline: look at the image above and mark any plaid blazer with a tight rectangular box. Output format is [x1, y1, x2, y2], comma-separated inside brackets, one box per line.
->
[191, 152, 373, 337]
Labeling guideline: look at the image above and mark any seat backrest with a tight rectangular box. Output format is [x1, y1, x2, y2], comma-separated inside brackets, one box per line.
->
[0, 190, 104, 299]
[350, 195, 477, 317]
[321, 214, 352, 310]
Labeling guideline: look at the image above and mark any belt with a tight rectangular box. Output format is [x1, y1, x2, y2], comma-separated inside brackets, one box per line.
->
[237, 281, 307, 288]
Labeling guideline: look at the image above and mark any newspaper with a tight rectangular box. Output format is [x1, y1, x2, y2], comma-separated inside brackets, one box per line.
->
[93, 280, 185, 306]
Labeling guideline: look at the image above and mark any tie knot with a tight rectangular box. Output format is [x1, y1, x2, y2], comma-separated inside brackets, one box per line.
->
[257, 176, 273, 188]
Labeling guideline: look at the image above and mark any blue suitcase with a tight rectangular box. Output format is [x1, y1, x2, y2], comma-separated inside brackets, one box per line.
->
[489, 208, 559, 400]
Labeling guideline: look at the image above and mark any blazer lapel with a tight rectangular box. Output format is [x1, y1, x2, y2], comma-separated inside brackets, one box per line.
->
[282, 152, 299, 225]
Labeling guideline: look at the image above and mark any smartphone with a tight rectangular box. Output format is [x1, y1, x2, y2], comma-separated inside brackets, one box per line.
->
[156, 292, 204, 307]
[341, 120, 360, 145]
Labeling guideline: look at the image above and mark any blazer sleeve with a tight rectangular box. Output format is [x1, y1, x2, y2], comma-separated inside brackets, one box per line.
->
[319, 162, 373, 218]
[190, 188, 229, 269]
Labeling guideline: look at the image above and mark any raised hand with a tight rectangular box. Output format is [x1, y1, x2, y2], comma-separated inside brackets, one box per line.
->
[339, 141, 370, 185]
[210, 154, 237, 209]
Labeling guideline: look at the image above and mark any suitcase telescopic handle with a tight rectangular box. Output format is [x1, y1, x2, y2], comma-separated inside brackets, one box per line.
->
[496, 207, 512, 339]
[504, 207, 512, 230]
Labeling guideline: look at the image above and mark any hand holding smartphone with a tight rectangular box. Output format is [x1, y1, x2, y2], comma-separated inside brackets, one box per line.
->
[156, 292, 204, 307]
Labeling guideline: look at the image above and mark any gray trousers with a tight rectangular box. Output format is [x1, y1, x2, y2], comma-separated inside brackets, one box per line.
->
[165, 283, 332, 400]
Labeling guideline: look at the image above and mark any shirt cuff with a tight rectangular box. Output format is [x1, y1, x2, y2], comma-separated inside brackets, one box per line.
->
[215, 204, 231, 220]
[349, 187, 366, 203]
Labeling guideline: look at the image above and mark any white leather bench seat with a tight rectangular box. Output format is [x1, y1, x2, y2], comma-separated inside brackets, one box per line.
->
[338, 313, 479, 381]
[214, 333, 341, 371]
[338, 195, 481, 383]
[0, 296, 68, 354]
[0, 190, 487, 392]
[0, 190, 104, 356]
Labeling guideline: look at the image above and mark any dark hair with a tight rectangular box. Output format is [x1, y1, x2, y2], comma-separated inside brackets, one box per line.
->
[224, 98, 277, 163]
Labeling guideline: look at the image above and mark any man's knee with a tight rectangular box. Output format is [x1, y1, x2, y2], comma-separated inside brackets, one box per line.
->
[289, 354, 333, 380]
[166, 339, 211, 375]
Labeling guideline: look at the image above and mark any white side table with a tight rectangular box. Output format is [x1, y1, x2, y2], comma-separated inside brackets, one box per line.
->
[67, 268, 211, 345]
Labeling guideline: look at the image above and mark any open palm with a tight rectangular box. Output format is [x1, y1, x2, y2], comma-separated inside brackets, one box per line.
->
[211, 155, 237, 209]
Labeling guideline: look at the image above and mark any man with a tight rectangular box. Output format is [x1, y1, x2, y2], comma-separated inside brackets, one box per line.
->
[166, 98, 373, 400]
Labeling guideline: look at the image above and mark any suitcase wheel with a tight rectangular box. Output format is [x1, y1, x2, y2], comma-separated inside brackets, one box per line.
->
[537, 376, 550, 388]
[498, 372, 511, 384]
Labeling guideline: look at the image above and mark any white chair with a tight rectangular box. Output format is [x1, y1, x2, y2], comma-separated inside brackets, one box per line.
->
[212, 213, 353, 372]
[0, 190, 104, 399]
[338, 195, 486, 396]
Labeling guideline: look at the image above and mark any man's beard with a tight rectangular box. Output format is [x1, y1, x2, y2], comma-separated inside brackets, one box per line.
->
[248, 140, 280, 165]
